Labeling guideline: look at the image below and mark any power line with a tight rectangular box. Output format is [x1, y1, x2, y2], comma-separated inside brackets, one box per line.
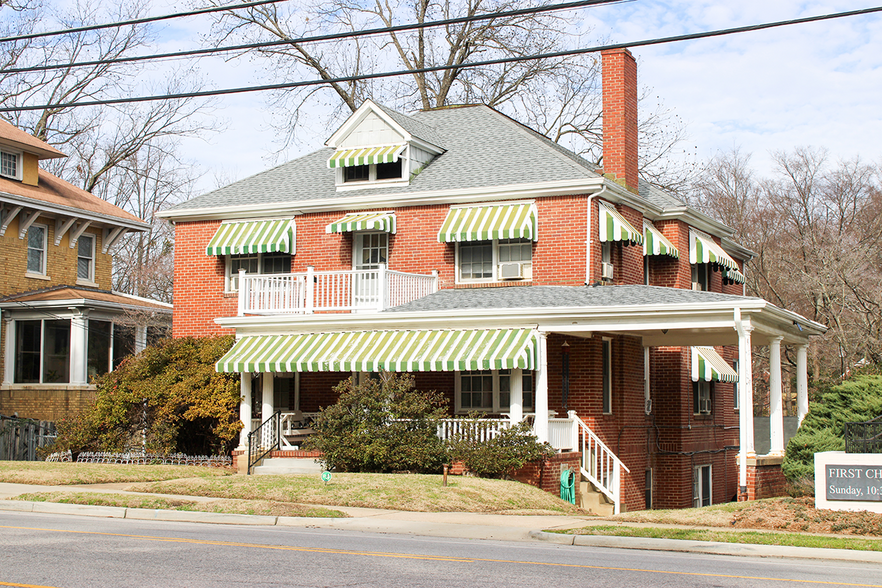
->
[0, 0, 629, 74]
[0, 0, 286, 44]
[2, 5, 881, 113]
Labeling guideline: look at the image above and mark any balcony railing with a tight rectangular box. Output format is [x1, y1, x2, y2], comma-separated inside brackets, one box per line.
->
[237, 265, 438, 315]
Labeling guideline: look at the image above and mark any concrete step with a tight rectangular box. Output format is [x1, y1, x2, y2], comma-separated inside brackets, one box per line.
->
[579, 480, 615, 516]
[252, 457, 325, 475]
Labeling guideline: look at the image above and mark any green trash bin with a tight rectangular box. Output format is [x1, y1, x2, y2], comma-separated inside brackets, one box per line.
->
[560, 468, 576, 504]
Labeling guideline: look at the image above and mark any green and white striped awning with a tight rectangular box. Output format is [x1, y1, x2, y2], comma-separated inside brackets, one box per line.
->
[723, 266, 746, 285]
[692, 346, 738, 383]
[689, 230, 740, 273]
[205, 219, 296, 256]
[326, 211, 396, 234]
[437, 203, 538, 243]
[216, 328, 538, 373]
[643, 220, 679, 258]
[598, 202, 643, 245]
[327, 144, 406, 168]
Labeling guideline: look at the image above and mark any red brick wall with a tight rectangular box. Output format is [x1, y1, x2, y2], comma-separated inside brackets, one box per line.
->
[743, 459, 787, 501]
[511, 451, 582, 501]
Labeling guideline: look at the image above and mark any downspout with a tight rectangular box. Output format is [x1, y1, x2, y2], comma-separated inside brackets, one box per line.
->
[585, 185, 610, 285]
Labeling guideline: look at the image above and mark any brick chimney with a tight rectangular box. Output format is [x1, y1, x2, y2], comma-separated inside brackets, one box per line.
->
[601, 48, 638, 193]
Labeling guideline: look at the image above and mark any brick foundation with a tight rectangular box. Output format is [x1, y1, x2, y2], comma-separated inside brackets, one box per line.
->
[510, 452, 582, 502]
[0, 386, 96, 421]
[740, 455, 788, 501]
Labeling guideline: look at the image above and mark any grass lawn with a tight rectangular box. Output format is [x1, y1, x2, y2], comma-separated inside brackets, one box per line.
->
[0, 462, 233, 485]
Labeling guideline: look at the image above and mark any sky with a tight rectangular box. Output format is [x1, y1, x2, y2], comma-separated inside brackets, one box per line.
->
[142, 1, 882, 193]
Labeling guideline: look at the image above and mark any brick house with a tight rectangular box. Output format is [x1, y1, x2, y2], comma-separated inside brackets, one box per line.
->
[0, 121, 172, 422]
[162, 49, 825, 510]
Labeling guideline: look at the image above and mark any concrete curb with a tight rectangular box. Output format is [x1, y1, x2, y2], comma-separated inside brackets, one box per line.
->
[529, 530, 882, 564]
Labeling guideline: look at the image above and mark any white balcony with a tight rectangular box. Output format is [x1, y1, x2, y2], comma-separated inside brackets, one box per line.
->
[237, 265, 438, 316]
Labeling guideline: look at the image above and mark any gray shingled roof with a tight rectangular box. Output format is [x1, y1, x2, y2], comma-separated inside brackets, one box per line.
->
[168, 105, 603, 212]
[374, 102, 445, 149]
[385, 285, 752, 313]
[639, 181, 686, 209]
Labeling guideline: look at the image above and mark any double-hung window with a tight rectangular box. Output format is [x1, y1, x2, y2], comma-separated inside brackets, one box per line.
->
[457, 238, 532, 283]
[15, 319, 71, 384]
[457, 369, 534, 413]
[77, 234, 95, 282]
[692, 263, 710, 291]
[693, 464, 712, 507]
[693, 380, 713, 415]
[26, 224, 46, 276]
[226, 252, 291, 292]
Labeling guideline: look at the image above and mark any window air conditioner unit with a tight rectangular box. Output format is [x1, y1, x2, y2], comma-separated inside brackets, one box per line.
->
[692, 282, 702, 292]
[499, 262, 525, 279]
[601, 262, 614, 281]
[699, 398, 712, 414]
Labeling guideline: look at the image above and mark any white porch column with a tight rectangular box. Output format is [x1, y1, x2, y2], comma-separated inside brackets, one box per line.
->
[796, 344, 809, 425]
[768, 336, 785, 456]
[134, 325, 147, 353]
[2, 315, 13, 385]
[735, 312, 755, 492]
[238, 372, 252, 449]
[509, 368, 523, 424]
[69, 310, 88, 385]
[262, 373, 274, 422]
[534, 332, 549, 443]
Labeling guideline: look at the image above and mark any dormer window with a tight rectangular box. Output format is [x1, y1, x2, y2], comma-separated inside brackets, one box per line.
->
[342, 160, 403, 183]
[0, 150, 20, 180]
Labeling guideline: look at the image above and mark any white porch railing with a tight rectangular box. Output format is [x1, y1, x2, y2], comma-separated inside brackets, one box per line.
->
[570, 411, 630, 514]
[435, 417, 512, 442]
[238, 265, 437, 315]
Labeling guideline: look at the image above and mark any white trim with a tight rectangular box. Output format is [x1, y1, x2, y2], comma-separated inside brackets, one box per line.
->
[0, 148, 23, 181]
[76, 233, 95, 282]
[0, 192, 149, 231]
[455, 239, 533, 284]
[17, 209, 40, 239]
[54, 217, 76, 246]
[68, 220, 92, 249]
[25, 222, 47, 276]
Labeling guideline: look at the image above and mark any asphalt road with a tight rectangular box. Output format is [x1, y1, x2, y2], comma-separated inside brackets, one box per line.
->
[1, 511, 881, 588]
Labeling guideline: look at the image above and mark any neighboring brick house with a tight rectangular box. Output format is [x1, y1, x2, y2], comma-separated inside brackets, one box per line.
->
[0, 121, 172, 422]
[162, 49, 825, 510]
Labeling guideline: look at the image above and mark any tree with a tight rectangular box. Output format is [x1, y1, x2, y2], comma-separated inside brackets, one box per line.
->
[0, 0, 213, 301]
[693, 147, 882, 382]
[201, 0, 687, 189]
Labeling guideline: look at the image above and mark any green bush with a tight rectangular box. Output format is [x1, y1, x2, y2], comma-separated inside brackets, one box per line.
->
[449, 418, 556, 478]
[783, 374, 882, 482]
[50, 336, 240, 456]
[305, 373, 449, 473]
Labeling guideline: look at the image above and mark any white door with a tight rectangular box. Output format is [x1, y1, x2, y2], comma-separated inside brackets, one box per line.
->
[353, 233, 388, 309]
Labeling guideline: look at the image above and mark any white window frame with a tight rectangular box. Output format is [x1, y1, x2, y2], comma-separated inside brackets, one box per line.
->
[25, 223, 48, 277]
[76, 233, 96, 284]
[733, 359, 740, 411]
[694, 379, 713, 415]
[455, 239, 533, 284]
[224, 252, 291, 293]
[0, 149, 22, 181]
[455, 369, 534, 414]
[693, 464, 712, 507]
[335, 158, 409, 190]
[692, 263, 709, 291]
[602, 338, 612, 414]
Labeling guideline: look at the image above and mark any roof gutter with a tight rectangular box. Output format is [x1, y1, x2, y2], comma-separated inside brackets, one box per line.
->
[585, 185, 610, 285]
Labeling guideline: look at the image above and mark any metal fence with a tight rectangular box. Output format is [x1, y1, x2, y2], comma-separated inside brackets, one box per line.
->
[0, 415, 56, 461]
[845, 414, 882, 454]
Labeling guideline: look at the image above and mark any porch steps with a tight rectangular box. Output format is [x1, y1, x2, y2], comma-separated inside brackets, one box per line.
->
[252, 457, 324, 475]
[579, 481, 616, 516]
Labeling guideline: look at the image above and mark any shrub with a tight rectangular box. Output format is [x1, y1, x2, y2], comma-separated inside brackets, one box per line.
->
[783, 374, 882, 482]
[305, 373, 448, 473]
[449, 418, 555, 478]
[49, 336, 240, 456]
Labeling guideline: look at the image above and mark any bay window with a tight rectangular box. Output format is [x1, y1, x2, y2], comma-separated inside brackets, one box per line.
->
[456, 369, 534, 413]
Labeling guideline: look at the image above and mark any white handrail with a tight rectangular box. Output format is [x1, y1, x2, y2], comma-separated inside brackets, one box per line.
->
[571, 411, 630, 514]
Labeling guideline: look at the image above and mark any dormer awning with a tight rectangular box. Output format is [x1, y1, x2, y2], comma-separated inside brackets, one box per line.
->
[327, 144, 406, 169]
[326, 211, 396, 234]
[438, 203, 538, 243]
[643, 220, 679, 258]
[598, 202, 643, 246]
[689, 229, 743, 283]
[205, 219, 296, 256]
[692, 346, 738, 383]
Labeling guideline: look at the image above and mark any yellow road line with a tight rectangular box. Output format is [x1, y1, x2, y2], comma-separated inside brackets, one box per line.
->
[0, 582, 62, 588]
[2, 524, 880, 587]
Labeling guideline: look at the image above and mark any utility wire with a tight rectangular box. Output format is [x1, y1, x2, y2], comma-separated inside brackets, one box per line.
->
[0, 0, 286, 44]
[2, 5, 881, 112]
[0, 0, 628, 74]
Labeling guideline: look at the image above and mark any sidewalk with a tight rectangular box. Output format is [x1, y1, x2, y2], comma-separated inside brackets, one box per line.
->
[2, 482, 882, 564]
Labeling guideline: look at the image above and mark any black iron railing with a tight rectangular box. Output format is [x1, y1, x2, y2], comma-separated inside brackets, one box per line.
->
[845, 414, 882, 454]
[247, 411, 281, 474]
